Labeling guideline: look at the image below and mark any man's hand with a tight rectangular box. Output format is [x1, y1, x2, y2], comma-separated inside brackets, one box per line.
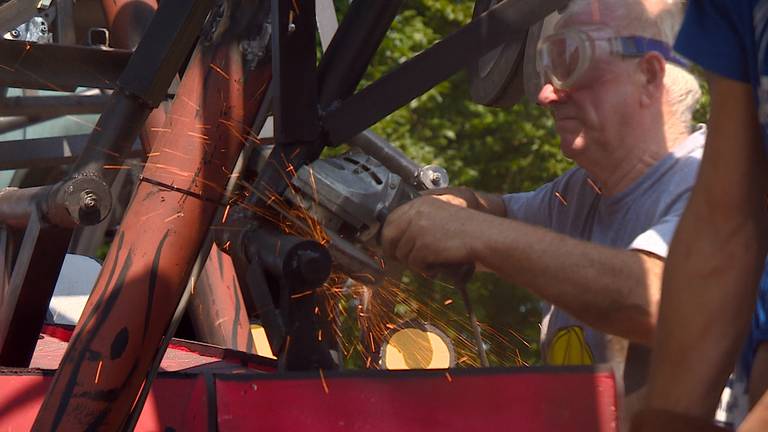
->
[381, 195, 482, 273]
[422, 187, 507, 217]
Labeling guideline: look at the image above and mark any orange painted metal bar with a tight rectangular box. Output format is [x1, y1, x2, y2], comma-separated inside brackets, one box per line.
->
[32, 35, 271, 430]
[189, 246, 256, 353]
[102, 0, 252, 353]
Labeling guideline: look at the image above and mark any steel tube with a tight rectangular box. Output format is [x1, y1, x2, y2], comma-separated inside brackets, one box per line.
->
[0, 186, 52, 229]
[317, 1, 404, 108]
[0, 116, 49, 135]
[68, 94, 151, 185]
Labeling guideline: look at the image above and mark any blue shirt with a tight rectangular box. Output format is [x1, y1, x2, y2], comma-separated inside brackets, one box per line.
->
[675, 0, 768, 153]
[675, 0, 768, 380]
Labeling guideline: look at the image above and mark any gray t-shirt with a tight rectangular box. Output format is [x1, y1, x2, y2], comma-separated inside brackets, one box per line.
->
[502, 127, 705, 385]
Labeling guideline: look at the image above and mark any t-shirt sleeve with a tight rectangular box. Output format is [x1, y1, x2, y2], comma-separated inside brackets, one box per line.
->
[628, 214, 680, 259]
[628, 187, 692, 259]
[502, 180, 556, 226]
[674, 0, 752, 82]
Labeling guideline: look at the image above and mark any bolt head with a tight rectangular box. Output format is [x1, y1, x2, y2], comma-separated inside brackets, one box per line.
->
[429, 172, 443, 185]
[80, 190, 98, 209]
[10, 29, 20, 38]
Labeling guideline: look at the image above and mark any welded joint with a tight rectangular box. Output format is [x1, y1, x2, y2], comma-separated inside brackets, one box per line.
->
[0, 174, 112, 229]
[46, 173, 112, 227]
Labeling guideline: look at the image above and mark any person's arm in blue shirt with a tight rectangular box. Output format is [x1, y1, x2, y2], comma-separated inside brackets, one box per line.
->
[637, 74, 768, 429]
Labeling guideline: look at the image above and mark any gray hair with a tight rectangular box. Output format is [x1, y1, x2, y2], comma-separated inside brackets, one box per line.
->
[566, 0, 702, 128]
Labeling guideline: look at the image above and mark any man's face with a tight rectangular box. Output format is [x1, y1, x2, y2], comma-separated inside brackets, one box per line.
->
[537, 12, 642, 162]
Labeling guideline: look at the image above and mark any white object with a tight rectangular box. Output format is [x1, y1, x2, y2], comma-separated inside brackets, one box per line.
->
[48, 254, 101, 325]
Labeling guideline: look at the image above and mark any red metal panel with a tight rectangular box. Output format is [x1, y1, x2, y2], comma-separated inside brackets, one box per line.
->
[0, 373, 209, 431]
[216, 368, 618, 432]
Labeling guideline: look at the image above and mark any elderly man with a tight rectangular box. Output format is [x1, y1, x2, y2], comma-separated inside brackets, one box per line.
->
[382, 0, 701, 424]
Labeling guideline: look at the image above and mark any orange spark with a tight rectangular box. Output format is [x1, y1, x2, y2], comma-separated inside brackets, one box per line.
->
[222, 205, 231, 223]
[186, 131, 210, 140]
[319, 369, 329, 394]
[164, 212, 184, 222]
[445, 372, 452, 383]
[586, 178, 602, 194]
[554, 191, 568, 206]
[444, 299, 453, 305]
[65, 115, 101, 131]
[150, 127, 172, 132]
[146, 152, 161, 157]
[95, 360, 103, 383]
[290, 290, 312, 299]
[103, 165, 131, 170]
[140, 210, 163, 221]
[209, 63, 231, 80]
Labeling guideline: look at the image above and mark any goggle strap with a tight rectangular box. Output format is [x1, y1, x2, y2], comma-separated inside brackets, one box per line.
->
[617, 36, 691, 69]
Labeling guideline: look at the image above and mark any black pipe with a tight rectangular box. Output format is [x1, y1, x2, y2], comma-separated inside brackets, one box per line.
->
[243, 227, 332, 291]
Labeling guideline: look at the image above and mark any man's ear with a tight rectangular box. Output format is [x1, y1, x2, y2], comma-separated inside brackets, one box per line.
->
[637, 52, 666, 105]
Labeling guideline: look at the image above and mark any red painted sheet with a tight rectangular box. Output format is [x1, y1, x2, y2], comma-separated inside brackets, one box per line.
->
[216, 368, 618, 432]
[0, 373, 209, 431]
[0, 326, 617, 430]
[0, 367, 616, 431]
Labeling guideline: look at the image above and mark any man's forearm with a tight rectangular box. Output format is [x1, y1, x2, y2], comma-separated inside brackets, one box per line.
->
[468, 214, 662, 344]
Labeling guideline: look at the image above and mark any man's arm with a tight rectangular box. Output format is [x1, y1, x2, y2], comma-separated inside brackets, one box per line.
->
[381, 196, 664, 345]
[641, 76, 768, 421]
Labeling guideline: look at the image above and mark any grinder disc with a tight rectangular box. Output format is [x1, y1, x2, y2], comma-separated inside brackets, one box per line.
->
[469, 1, 565, 107]
[468, 0, 528, 107]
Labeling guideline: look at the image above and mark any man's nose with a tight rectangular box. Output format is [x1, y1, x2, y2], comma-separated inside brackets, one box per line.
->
[537, 82, 567, 106]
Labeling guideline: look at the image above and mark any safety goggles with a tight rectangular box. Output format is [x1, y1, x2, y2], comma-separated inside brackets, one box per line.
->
[536, 26, 688, 90]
